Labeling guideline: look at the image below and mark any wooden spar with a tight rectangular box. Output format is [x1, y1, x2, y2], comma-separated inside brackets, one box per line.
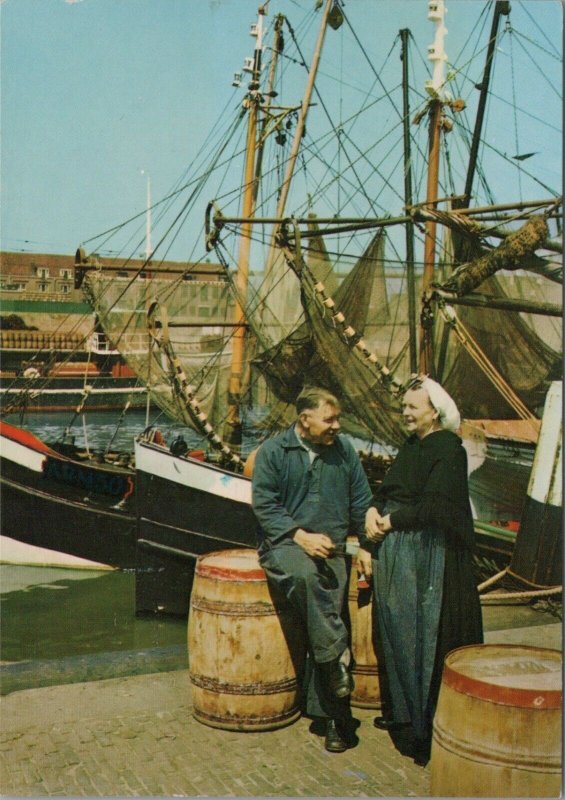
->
[223, 5, 265, 448]
[263, 0, 335, 282]
[433, 291, 562, 318]
[414, 197, 562, 217]
[436, 2, 536, 382]
[213, 214, 412, 228]
[400, 28, 418, 374]
[419, 97, 442, 375]
[212, 198, 561, 231]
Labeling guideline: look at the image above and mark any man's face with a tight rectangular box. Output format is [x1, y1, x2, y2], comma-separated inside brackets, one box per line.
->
[299, 402, 341, 446]
[402, 387, 437, 438]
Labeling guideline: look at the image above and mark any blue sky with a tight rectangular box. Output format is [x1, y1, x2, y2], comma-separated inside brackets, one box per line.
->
[1, 0, 562, 263]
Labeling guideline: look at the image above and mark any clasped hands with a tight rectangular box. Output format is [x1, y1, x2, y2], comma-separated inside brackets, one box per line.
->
[364, 506, 391, 543]
[357, 507, 391, 578]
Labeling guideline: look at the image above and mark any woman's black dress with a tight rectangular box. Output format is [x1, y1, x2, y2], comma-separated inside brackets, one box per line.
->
[369, 429, 483, 743]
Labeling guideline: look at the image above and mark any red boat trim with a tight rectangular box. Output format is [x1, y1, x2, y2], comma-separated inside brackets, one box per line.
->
[442, 644, 562, 709]
[0, 420, 57, 455]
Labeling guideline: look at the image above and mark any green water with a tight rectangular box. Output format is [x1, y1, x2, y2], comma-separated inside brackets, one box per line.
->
[0, 565, 188, 693]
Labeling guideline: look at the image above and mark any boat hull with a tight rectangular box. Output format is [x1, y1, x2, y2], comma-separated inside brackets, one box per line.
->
[134, 440, 256, 616]
[0, 376, 147, 412]
[0, 422, 136, 568]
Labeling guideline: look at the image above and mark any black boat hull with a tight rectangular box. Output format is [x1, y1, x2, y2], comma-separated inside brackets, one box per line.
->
[134, 440, 256, 616]
[0, 422, 136, 568]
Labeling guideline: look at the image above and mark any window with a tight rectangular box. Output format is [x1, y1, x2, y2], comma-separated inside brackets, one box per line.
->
[59, 268, 72, 279]
[36, 267, 50, 279]
[38, 282, 49, 292]
[60, 284, 71, 294]
[1, 282, 26, 292]
[198, 307, 210, 318]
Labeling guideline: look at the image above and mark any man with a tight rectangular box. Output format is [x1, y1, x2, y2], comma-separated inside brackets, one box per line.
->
[252, 386, 372, 752]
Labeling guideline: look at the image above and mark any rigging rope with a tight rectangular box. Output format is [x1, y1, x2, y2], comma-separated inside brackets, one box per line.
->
[438, 303, 536, 420]
[146, 299, 243, 469]
[280, 238, 404, 397]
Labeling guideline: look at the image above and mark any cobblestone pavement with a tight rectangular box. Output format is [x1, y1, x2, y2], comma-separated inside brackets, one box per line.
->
[0, 671, 430, 797]
[1, 621, 560, 797]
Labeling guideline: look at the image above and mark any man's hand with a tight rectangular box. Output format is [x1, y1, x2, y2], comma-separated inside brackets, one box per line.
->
[365, 506, 387, 543]
[357, 547, 373, 578]
[293, 528, 335, 559]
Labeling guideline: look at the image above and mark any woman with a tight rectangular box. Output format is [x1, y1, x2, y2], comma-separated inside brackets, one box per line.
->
[357, 376, 483, 766]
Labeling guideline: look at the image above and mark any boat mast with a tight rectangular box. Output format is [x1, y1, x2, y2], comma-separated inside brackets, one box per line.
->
[436, 0, 509, 382]
[263, 0, 337, 280]
[419, 0, 449, 374]
[461, 1, 510, 208]
[400, 28, 418, 374]
[253, 13, 285, 207]
[224, 5, 266, 449]
[224, 0, 336, 447]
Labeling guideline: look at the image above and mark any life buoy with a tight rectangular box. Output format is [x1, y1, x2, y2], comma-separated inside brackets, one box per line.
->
[142, 426, 166, 446]
[23, 367, 41, 379]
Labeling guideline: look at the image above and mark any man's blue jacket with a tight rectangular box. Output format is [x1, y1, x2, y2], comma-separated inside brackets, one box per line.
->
[252, 425, 372, 553]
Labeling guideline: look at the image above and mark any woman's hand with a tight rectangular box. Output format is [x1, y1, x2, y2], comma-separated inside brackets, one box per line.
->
[380, 513, 392, 533]
[357, 547, 373, 578]
[365, 506, 387, 543]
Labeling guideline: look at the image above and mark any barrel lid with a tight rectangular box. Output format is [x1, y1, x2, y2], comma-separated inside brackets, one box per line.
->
[443, 644, 562, 709]
[195, 549, 266, 581]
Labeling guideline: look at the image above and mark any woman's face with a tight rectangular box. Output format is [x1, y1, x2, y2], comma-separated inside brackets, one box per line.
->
[402, 387, 438, 439]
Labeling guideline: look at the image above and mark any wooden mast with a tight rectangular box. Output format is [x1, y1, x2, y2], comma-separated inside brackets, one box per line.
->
[225, 0, 337, 447]
[419, 0, 448, 374]
[461, 1, 510, 209]
[263, 0, 337, 282]
[400, 28, 418, 375]
[223, 6, 266, 448]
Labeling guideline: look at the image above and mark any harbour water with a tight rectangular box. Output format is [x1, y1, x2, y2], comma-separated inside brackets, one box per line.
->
[0, 409, 202, 696]
[0, 563, 188, 696]
[1, 408, 208, 454]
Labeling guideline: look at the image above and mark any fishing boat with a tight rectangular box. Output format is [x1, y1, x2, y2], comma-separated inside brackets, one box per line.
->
[0, 330, 147, 413]
[2, 1, 561, 615]
[81, 0, 561, 614]
[0, 420, 136, 568]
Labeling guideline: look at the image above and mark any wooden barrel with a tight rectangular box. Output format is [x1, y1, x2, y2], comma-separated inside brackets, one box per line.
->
[431, 644, 562, 797]
[188, 549, 306, 731]
[347, 544, 382, 709]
